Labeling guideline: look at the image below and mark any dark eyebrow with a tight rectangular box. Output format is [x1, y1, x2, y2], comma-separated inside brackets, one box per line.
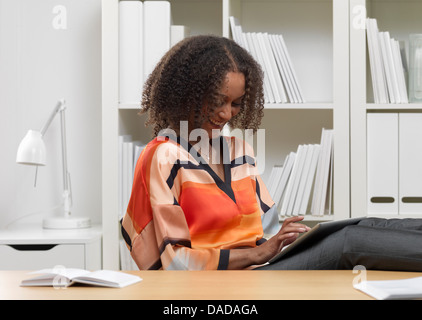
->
[218, 93, 245, 100]
[234, 94, 245, 101]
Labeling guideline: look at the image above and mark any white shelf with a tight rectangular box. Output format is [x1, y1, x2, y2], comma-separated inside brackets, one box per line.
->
[265, 102, 334, 110]
[367, 103, 422, 111]
[264, 103, 333, 110]
[119, 102, 334, 110]
[282, 215, 334, 222]
[119, 103, 140, 110]
[0, 224, 102, 245]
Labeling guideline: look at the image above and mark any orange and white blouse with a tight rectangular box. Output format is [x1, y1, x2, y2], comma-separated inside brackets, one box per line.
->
[121, 134, 278, 270]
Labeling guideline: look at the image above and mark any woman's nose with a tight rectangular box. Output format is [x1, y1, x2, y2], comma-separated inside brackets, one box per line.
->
[218, 104, 233, 121]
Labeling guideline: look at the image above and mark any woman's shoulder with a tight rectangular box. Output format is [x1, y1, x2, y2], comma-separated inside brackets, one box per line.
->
[142, 136, 187, 165]
[144, 136, 180, 153]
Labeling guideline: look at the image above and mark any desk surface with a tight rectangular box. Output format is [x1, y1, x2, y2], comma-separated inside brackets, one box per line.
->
[1, 270, 421, 300]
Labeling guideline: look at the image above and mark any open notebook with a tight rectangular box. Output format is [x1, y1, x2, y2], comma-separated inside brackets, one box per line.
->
[354, 276, 422, 300]
[21, 268, 142, 288]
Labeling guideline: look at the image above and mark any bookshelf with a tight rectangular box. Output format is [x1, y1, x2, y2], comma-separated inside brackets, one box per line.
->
[350, 0, 422, 219]
[102, 0, 350, 269]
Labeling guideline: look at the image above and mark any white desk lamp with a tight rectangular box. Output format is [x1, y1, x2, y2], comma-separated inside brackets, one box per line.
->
[16, 99, 91, 229]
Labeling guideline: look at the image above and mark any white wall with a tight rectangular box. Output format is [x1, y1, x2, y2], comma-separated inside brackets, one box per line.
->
[0, 0, 101, 228]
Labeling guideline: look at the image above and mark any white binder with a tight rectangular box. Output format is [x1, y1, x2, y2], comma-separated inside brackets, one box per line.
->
[143, 1, 171, 81]
[367, 113, 398, 214]
[119, 1, 143, 105]
[399, 113, 422, 214]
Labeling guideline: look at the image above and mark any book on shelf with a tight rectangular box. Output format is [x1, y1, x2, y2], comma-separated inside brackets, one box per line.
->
[119, 1, 143, 105]
[310, 128, 334, 217]
[229, 16, 305, 104]
[268, 129, 333, 219]
[367, 113, 399, 215]
[21, 268, 142, 288]
[272, 153, 296, 208]
[119, 1, 190, 105]
[280, 145, 308, 217]
[171, 25, 190, 48]
[143, 1, 171, 81]
[295, 144, 321, 215]
[267, 165, 284, 200]
[119, 135, 146, 219]
[366, 18, 408, 104]
[119, 135, 145, 271]
[368, 113, 422, 215]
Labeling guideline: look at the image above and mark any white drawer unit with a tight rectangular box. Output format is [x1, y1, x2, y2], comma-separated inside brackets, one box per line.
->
[0, 224, 102, 270]
[0, 244, 85, 270]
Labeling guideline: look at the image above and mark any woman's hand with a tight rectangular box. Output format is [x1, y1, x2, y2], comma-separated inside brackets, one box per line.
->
[227, 216, 310, 269]
[252, 216, 311, 265]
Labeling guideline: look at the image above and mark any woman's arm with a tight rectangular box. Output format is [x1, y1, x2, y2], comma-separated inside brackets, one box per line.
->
[227, 216, 310, 269]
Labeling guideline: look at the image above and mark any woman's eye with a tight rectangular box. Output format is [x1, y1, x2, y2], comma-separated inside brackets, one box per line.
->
[231, 101, 242, 107]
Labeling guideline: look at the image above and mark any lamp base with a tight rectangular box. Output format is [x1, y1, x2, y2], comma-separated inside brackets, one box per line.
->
[43, 216, 91, 229]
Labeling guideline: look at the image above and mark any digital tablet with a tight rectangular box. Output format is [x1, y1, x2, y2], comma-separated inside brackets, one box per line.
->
[268, 217, 364, 264]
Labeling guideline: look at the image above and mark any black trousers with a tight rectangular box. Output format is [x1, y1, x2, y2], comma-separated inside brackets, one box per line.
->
[256, 218, 422, 271]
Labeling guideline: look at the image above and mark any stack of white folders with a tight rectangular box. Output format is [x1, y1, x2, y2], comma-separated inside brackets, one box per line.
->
[229, 16, 305, 104]
[119, 1, 190, 106]
[118, 135, 145, 271]
[267, 128, 333, 218]
[367, 113, 422, 215]
[118, 135, 146, 220]
[366, 18, 408, 104]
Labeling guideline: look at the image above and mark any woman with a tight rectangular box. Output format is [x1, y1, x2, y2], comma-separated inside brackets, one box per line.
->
[121, 35, 422, 271]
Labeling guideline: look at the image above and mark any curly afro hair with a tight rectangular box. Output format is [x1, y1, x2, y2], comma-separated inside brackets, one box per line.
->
[141, 35, 265, 137]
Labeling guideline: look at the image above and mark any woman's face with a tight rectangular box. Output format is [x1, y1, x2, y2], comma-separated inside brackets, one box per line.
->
[201, 71, 245, 139]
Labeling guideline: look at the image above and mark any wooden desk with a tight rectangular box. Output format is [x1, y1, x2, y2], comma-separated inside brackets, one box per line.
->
[1, 270, 421, 300]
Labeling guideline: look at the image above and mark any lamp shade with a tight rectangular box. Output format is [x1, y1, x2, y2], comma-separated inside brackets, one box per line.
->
[16, 130, 46, 166]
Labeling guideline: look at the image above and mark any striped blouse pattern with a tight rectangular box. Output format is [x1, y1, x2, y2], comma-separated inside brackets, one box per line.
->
[121, 134, 276, 270]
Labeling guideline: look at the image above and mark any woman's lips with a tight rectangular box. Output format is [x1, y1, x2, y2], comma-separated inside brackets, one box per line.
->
[209, 118, 225, 129]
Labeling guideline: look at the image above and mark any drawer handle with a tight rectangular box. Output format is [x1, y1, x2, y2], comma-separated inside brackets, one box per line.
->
[402, 197, 422, 203]
[370, 197, 395, 203]
[8, 244, 58, 251]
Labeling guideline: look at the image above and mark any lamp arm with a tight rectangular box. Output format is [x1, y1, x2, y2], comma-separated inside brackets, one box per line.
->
[40, 99, 66, 136]
[39, 99, 72, 216]
[59, 102, 72, 216]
